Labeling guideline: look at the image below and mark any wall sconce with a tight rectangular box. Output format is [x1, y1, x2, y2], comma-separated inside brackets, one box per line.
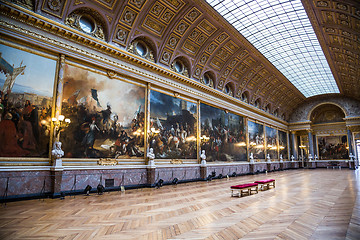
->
[52, 115, 71, 139]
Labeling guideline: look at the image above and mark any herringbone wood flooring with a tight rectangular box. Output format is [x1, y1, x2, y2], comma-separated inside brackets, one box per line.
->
[0, 169, 359, 239]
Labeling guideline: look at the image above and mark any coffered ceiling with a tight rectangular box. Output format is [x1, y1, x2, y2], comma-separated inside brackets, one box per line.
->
[302, 0, 360, 102]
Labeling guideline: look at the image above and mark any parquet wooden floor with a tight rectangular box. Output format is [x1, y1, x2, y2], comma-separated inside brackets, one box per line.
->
[0, 169, 359, 240]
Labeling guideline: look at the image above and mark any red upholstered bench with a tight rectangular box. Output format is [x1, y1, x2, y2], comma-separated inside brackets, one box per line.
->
[254, 179, 275, 191]
[231, 183, 258, 197]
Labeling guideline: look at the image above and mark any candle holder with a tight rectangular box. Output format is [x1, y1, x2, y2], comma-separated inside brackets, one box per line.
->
[52, 115, 71, 140]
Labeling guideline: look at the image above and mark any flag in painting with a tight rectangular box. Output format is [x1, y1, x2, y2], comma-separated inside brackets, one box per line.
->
[91, 88, 101, 107]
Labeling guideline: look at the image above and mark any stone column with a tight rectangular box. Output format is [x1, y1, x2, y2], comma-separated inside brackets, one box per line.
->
[347, 127, 355, 169]
[347, 127, 354, 157]
[290, 131, 297, 160]
[308, 130, 314, 157]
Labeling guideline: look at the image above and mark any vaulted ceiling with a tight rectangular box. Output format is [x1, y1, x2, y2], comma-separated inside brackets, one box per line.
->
[4, 0, 360, 120]
[302, 0, 360, 101]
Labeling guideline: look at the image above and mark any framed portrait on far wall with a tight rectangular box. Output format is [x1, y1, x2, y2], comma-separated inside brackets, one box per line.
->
[318, 135, 348, 160]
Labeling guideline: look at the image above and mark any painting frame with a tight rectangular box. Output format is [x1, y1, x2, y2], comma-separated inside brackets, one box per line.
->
[0, 41, 58, 159]
[58, 61, 147, 160]
[248, 120, 265, 160]
[200, 103, 247, 162]
[317, 135, 348, 160]
[149, 89, 198, 160]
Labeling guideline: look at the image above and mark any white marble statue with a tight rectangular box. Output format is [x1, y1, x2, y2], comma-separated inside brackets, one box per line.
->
[291, 155, 295, 161]
[249, 152, 254, 163]
[266, 154, 271, 162]
[279, 154, 283, 162]
[349, 153, 355, 161]
[200, 150, 207, 166]
[314, 154, 318, 161]
[308, 153, 313, 162]
[147, 148, 155, 166]
[51, 141, 64, 168]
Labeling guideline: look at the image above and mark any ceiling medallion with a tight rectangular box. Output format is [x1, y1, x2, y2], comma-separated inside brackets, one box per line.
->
[48, 0, 61, 11]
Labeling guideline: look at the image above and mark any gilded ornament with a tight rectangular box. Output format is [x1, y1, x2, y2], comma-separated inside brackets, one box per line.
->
[190, 29, 200, 39]
[177, 22, 188, 34]
[130, 0, 145, 9]
[230, 59, 237, 68]
[170, 159, 183, 164]
[98, 158, 118, 166]
[336, 3, 348, 11]
[162, 51, 170, 62]
[161, 11, 174, 23]
[207, 43, 216, 53]
[186, 9, 200, 22]
[194, 67, 201, 77]
[197, 35, 206, 45]
[94, 26, 105, 40]
[168, 37, 178, 48]
[151, 3, 164, 16]
[123, 11, 135, 24]
[48, 0, 61, 11]
[199, 55, 207, 64]
[316, 1, 328, 7]
[216, 33, 228, 43]
[116, 29, 128, 41]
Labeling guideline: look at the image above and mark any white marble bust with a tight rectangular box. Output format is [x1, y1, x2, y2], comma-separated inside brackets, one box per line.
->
[147, 148, 155, 166]
[52, 141, 64, 160]
[200, 150, 206, 166]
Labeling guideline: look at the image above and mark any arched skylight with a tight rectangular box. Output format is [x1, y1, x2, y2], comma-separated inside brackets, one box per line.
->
[206, 0, 340, 98]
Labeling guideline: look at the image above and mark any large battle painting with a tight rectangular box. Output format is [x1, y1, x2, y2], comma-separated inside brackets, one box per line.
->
[265, 126, 277, 159]
[149, 91, 197, 159]
[60, 65, 145, 158]
[200, 103, 247, 162]
[0, 44, 56, 157]
[279, 130, 288, 160]
[248, 121, 265, 160]
[318, 135, 348, 160]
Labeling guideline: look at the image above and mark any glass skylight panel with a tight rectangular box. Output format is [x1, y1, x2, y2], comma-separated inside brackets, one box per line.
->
[206, 0, 339, 97]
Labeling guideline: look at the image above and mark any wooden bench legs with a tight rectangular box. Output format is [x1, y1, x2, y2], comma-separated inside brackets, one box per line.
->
[231, 186, 258, 197]
[257, 181, 275, 191]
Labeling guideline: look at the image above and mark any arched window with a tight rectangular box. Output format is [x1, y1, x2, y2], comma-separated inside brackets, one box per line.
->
[273, 109, 279, 117]
[65, 8, 106, 40]
[128, 38, 155, 62]
[264, 104, 271, 112]
[224, 83, 233, 96]
[241, 92, 249, 103]
[254, 98, 261, 108]
[171, 57, 189, 77]
[202, 72, 214, 87]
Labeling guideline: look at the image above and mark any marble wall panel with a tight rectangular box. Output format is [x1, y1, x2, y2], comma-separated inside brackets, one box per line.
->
[0, 171, 51, 196]
[155, 167, 200, 182]
[61, 169, 148, 191]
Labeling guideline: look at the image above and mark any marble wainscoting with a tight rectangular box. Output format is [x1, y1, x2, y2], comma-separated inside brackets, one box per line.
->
[207, 163, 250, 177]
[61, 168, 148, 192]
[0, 169, 52, 197]
[155, 166, 201, 183]
[282, 161, 292, 169]
[315, 160, 351, 168]
[251, 162, 268, 173]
